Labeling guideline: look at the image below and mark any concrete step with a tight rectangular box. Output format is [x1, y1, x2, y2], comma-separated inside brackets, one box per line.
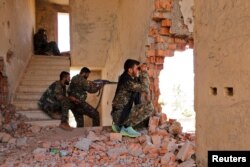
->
[31, 60, 69, 66]
[32, 55, 70, 60]
[17, 85, 47, 93]
[22, 75, 58, 81]
[25, 120, 60, 127]
[26, 65, 70, 71]
[21, 80, 54, 86]
[17, 110, 52, 120]
[24, 70, 63, 76]
[15, 92, 42, 101]
[13, 100, 39, 110]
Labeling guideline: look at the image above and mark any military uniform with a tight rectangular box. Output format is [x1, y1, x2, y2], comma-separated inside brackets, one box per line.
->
[38, 81, 71, 122]
[67, 74, 100, 127]
[111, 71, 154, 127]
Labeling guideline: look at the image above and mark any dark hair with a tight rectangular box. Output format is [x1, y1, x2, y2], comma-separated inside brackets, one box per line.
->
[37, 28, 46, 34]
[80, 67, 91, 74]
[124, 59, 140, 72]
[60, 71, 70, 80]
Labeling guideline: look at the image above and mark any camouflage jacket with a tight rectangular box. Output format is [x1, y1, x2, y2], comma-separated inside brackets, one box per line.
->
[112, 71, 149, 111]
[38, 81, 66, 106]
[67, 74, 99, 102]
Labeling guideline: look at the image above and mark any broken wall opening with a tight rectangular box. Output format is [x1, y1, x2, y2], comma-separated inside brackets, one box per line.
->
[145, 0, 194, 120]
[159, 49, 195, 132]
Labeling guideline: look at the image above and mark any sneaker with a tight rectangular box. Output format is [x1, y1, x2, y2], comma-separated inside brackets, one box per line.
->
[112, 124, 121, 133]
[120, 126, 141, 138]
[59, 122, 73, 131]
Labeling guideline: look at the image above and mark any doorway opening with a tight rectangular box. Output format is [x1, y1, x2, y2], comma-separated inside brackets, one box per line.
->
[159, 49, 195, 133]
[57, 12, 70, 52]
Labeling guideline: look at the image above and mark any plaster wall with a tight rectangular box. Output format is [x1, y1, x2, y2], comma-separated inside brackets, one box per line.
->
[194, 0, 250, 166]
[0, 0, 35, 102]
[70, 0, 119, 68]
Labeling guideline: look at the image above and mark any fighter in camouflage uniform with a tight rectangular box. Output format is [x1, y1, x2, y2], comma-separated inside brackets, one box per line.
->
[67, 67, 103, 127]
[111, 59, 154, 137]
[38, 71, 73, 131]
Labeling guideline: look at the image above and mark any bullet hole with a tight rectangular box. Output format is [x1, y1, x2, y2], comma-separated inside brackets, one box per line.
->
[187, 18, 192, 24]
[210, 87, 217, 96]
[6, 49, 14, 63]
[225, 87, 233, 96]
[7, 21, 10, 29]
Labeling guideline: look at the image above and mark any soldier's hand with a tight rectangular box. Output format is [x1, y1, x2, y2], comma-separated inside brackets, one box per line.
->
[141, 92, 150, 102]
[69, 96, 80, 104]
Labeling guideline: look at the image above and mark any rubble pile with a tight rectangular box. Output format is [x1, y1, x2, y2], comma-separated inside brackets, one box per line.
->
[0, 108, 196, 167]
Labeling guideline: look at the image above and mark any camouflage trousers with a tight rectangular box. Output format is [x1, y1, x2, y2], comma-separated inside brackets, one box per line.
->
[112, 101, 154, 127]
[38, 98, 72, 123]
[71, 101, 100, 127]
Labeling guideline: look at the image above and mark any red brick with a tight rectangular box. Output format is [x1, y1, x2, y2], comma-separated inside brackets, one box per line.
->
[161, 19, 172, 27]
[168, 44, 177, 50]
[148, 153, 159, 159]
[155, 35, 164, 43]
[168, 119, 175, 124]
[161, 152, 176, 165]
[176, 43, 187, 51]
[165, 50, 174, 57]
[168, 37, 175, 43]
[148, 27, 158, 37]
[109, 133, 122, 142]
[174, 38, 187, 44]
[127, 143, 143, 157]
[143, 144, 159, 154]
[159, 27, 170, 36]
[147, 50, 155, 57]
[152, 11, 169, 21]
[188, 39, 194, 49]
[148, 69, 155, 78]
[176, 141, 195, 161]
[159, 113, 167, 124]
[156, 64, 164, 70]
[148, 56, 156, 63]
[156, 128, 169, 137]
[155, 49, 165, 56]
[149, 116, 160, 134]
[151, 135, 163, 147]
[155, 56, 164, 64]
[159, 0, 173, 11]
[155, 0, 161, 10]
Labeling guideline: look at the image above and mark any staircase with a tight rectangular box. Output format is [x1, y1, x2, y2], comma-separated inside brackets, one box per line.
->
[13, 55, 70, 126]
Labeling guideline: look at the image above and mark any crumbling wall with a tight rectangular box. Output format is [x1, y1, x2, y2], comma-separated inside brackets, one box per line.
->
[144, 0, 194, 115]
[36, 0, 69, 42]
[0, 0, 35, 102]
[194, 0, 250, 166]
[0, 58, 8, 104]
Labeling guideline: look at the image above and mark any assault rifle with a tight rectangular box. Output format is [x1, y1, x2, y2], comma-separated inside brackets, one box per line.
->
[93, 80, 117, 110]
[93, 79, 118, 86]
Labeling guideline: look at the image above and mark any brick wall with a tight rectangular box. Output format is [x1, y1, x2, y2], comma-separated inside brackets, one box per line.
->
[146, 0, 193, 114]
[0, 58, 8, 104]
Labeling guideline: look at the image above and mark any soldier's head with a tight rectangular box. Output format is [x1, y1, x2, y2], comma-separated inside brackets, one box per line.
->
[80, 67, 91, 79]
[124, 59, 140, 77]
[37, 28, 46, 35]
[60, 71, 70, 85]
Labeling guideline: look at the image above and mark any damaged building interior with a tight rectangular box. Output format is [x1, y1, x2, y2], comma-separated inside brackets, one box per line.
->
[0, 0, 249, 166]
